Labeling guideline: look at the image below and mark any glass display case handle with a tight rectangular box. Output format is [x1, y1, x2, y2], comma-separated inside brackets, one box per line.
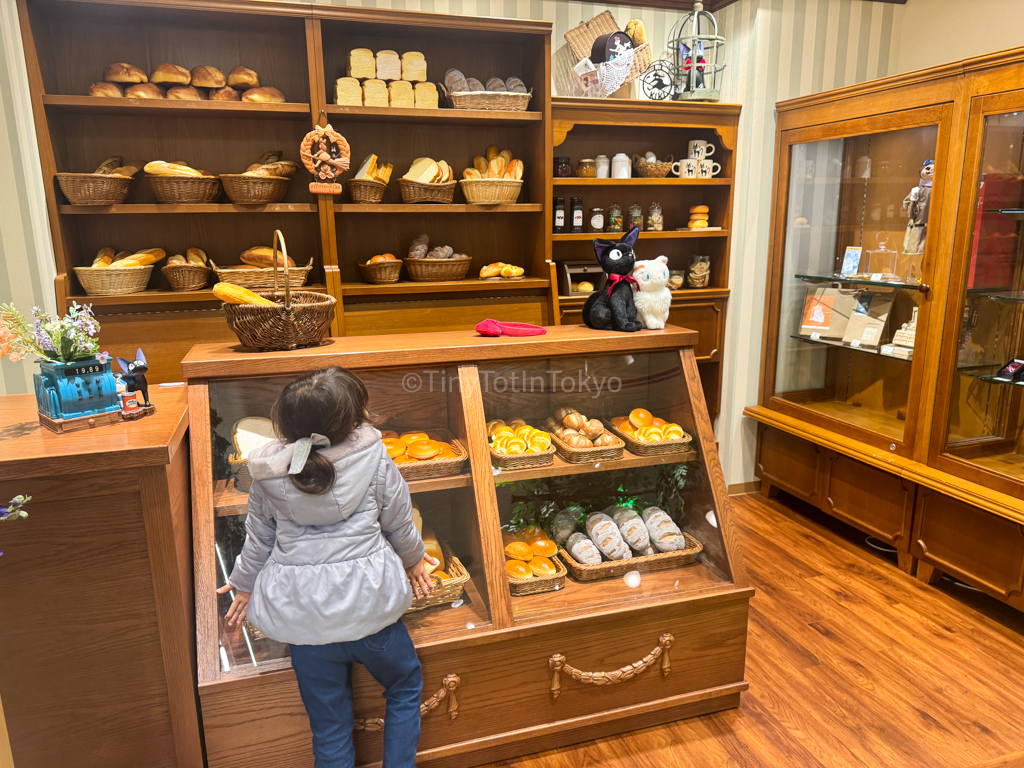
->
[548, 633, 674, 700]
[353, 673, 461, 731]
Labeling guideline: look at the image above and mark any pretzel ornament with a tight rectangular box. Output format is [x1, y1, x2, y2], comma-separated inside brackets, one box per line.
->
[300, 123, 350, 195]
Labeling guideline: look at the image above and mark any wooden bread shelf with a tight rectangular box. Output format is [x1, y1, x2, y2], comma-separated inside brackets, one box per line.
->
[335, 204, 542, 213]
[493, 448, 697, 483]
[553, 230, 730, 241]
[324, 104, 542, 125]
[339, 278, 550, 296]
[59, 204, 318, 214]
[42, 94, 311, 119]
[552, 177, 733, 186]
[69, 284, 329, 307]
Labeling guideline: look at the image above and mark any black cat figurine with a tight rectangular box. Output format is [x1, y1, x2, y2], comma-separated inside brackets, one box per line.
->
[117, 348, 152, 407]
[582, 226, 644, 333]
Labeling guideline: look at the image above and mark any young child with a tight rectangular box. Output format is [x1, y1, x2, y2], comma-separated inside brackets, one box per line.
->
[217, 367, 436, 768]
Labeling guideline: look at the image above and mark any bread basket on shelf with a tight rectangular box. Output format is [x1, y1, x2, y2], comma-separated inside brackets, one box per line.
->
[403, 256, 472, 282]
[73, 264, 154, 296]
[440, 84, 533, 112]
[508, 555, 567, 596]
[407, 540, 469, 613]
[489, 442, 555, 470]
[393, 429, 468, 482]
[56, 173, 132, 206]
[220, 230, 336, 352]
[349, 179, 388, 204]
[162, 263, 211, 292]
[550, 428, 624, 464]
[399, 178, 456, 204]
[558, 534, 704, 581]
[212, 258, 313, 289]
[358, 258, 403, 284]
[609, 423, 694, 457]
[632, 154, 674, 179]
[146, 174, 222, 204]
[458, 178, 523, 205]
[219, 174, 290, 205]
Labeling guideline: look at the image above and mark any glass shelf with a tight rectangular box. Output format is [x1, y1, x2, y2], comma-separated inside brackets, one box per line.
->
[959, 365, 1024, 386]
[989, 208, 1024, 219]
[970, 290, 1024, 303]
[795, 273, 930, 294]
[790, 334, 914, 361]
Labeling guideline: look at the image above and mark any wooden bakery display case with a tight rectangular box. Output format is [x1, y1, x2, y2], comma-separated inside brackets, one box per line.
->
[183, 325, 750, 768]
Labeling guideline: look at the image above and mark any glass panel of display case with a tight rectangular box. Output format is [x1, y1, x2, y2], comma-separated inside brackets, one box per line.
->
[945, 110, 1024, 486]
[207, 367, 490, 677]
[477, 351, 734, 622]
[774, 125, 938, 444]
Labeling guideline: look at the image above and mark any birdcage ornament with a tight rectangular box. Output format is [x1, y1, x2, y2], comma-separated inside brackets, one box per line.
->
[666, 0, 725, 102]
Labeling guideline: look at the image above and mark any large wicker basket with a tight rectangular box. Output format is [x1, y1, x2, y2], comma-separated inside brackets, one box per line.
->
[459, 178, 523, 205]
[564, 10, 653, 85]
[394, 429, 468, 482]
[74, 264, 153, 296]
[408, 540, 469, 613]
[212, 260, 313, 289]
[609, 423, 694, 457]
[162, 263, 211, 291]
[220, 174, 290, 205]
[350, 179, 387, 204]
[220, 230, 336, 351]
[147, 174, 222, 204]
[633, 154, 674, 179]
[56, 173, 132, 206]
[358, 258, 402, 284]
[559, 533, 704, 581]
[490, 442, 555, 470]
[440, 85, 533, 112]
[550, 429, 624, 464]
[404, 256, 472, 282]
[399, 178, 456, 204]
[508, 555, 567, 596]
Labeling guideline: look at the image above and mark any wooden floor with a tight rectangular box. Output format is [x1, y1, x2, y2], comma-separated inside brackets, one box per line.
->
[483, 492, 1024, 768]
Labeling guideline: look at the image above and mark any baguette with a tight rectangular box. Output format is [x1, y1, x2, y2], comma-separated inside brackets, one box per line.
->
[117, 248, 166, 267]
[498, 149, 513, 167]
[566, 532, 601, 565]
[473, 156, 488, 174]
[186, 247, 208, 266]
[463, 168, 482, 180]
[93, 156, 123, 175]
[486, 156, 506, 179]
[486, 145, 499, 161]
[168, 254, 187, 265]
[479, 263, 504, 278]
[213, 282, 277, 306]
[91, 247, 115, 268]
[240, 246, 295, 268]
[611, 507, 651, 552]
[144, 161, 204, 178]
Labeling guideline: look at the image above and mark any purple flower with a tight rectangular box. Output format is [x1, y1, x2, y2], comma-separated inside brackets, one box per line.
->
[0, 506, 7, 519]
[96, 351, 111, 363]
[34, 320, 56, 352]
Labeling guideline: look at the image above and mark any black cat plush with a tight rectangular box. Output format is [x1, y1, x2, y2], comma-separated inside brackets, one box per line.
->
[117, 348, 152, 407]
[582, 226, 644, 333]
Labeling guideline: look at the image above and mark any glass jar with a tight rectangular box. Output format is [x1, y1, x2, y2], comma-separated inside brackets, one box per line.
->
[647, 201, 664, 232]
[553, 196, 566, 234]
[588, 207, 605, 233]
[576, 159, 597, 178]
[554, 156, 572, 178]
[606, 202, 623, 233]
[570, 197, 584, 234]
[595, 155, 611, 178]
[628, 202, 644, 231]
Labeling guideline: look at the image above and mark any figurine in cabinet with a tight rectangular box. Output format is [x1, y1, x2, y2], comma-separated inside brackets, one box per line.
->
[902, 158, 934, 257]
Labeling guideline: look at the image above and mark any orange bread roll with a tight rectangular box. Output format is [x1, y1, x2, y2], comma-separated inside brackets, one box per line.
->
[504, 541, 533, 561]
[506, 560, 532, 579]
[529, 556, 556, 577]
[629, 408, 653, 428]
[399, 431, 429, 445]
[407, 440, 441, 459]
[531, 539, 557, 557]
[382, 437, 405, 458]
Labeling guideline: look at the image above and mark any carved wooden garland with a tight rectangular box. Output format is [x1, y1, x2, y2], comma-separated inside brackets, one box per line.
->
[548, 633, 674, 700]
[353, 674, 461, 732]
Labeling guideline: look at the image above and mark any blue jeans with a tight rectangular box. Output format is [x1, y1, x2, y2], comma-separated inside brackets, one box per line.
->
[290, 620, 423, 768]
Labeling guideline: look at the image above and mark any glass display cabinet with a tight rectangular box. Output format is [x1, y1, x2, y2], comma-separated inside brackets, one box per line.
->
[184, 325, 749, 768]
[764, 107, 954, 457]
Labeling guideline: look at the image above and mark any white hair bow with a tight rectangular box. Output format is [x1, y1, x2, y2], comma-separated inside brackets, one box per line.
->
[288, 434, 331, 475]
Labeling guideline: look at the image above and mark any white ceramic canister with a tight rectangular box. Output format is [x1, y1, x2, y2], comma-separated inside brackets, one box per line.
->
[595, 155, 611, 178]
[611, 152, 631, 179]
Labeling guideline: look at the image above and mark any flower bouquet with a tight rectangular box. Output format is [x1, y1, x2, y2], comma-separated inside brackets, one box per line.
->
[0, 496, 31, 558]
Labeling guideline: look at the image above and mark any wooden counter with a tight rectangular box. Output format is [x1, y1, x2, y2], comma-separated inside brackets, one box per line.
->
[0, 388, 202, 768]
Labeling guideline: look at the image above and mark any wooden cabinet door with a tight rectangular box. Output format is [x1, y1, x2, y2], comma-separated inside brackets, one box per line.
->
[668, 300, 724, 363]
[756, 425, 825, 505]
[823, 454, 916, 549]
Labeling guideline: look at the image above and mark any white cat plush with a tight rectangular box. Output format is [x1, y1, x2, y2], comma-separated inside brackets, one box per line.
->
[632, 255, 672, 329]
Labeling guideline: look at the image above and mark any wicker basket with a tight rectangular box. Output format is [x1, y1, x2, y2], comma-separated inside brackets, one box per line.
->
[73, 265, 154, 296]
[408, 540, 469, 613]
[508, 555, 568, 596]
[147, 174, 222, 204]
[490, 442, 555, 470]
[550, 429, 624, 464]
[564, 10, 653, 85]
[458, 178, 523, 205]
[229, 453, 254, 493]
[212, 260, 313, 289]
[56, 173, 132, 206]
[559, 533, 704, 581]
[399, 178, 456, 204]
[162, 263, 211, 291]
[610, 422, 695, 457]
[633, 154, 674, 179]
[440, 84, 533, 112]
[350, 179, 388, 204]
[221, 230, 336, 351]
[220, 174, 290, 205]
[358, 258, 403, 284]
[404, 256, 472, 282]
[394, 429, 469, 482]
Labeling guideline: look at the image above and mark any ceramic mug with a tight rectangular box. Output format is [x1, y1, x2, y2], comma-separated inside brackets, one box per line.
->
[688, 140, 716, 159]
[698, 159, 722, 178]
[672, 158, 699, 178]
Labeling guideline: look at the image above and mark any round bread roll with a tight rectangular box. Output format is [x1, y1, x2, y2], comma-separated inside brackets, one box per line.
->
[150, 63, 191, 85]
[563, 433, 593, 449]
[382, 438, 405, 459]
[228, 66, 260, 90]
[690, 205, 710, 214]
[89, 82, 124, 98]
[629, 408, 653, 428]
[486, 77, 507, 92]
[242, 86, 285, 103]
[689, 213, 709, 221]
[209, 86, 241, 101]
[104, 63, 147, 83]
[190, 65, 226, 88]
[529, 556, 556, 577]
[125, 83, 165, 99]
[531, 539, 557, 557]
[582, 418, 604, 440]
[399, 431, 429, 444]
[563, 412, 587, 431]
[594, 433, 618, 447]
[166, 85, 203, 101]
[505, 560, 532, 579]
[407, 440, 441, 459]
[505, 541, 533, 561]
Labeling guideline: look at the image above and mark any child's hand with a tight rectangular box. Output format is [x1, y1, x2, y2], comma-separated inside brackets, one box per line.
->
[407, 556, 439, 599]
[216, 583, 252, 627]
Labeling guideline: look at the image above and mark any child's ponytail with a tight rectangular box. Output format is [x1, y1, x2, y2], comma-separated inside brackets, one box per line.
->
[289, 450, 337, 495]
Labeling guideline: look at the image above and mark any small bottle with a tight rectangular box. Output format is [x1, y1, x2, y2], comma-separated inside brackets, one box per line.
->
[588, 207, 605, 233]
[570, 197, 584, 233]
[606, 202, 623, 233]
[647, 201, 663, 232]
[628, 202, 643, 231]
[553, 197, 566, 234]
[554, 156, 572, 177]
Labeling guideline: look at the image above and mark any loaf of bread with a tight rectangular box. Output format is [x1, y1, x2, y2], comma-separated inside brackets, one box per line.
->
[242, 86, 285, 103]
[505, 76, 528, 94]
[403, 157, 439, 183]
[362, 79, 388, 108]
[144, 161, 204, 178]
[348, 48, 375, 79]
[190, 65, 225, 88]
[421, 526, 445, 572]
[209, 86, 240, 101]
[104, 63, 147, 83]
[551, 508, 581, 546]
[401, 51, 426, 82]
[334, 77, 362, 106]
[89, 82, 123, 97]
[444, 68, 469, 93]
[586, 513, 631, 560]
[125, 83, 164, 99]
[93, 156, 122, 174]
[625, 19, 648, 47]
[408, 234, 429, 259]
[91, 247, 114, 268]
[186, 247, 208, 266]
[642, 506, 686, 552]
[375, 50, 401, 81]
[611, 507, 651, 552]
[245, 160, 298, 178]
[486, 77, 507, 92]
[566, 532, 602, 565]
[388, 79, 414, 108]
[227, 66, 259, 90]
[465, 77, 485, 92]
[150, 63, 191, 85]
[414, 82, 438, 109]
[166, 85, 203, 100]
[233, 416, 278, 458]
[110, 161, 141, 178]
[240, 245, 295, 268]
